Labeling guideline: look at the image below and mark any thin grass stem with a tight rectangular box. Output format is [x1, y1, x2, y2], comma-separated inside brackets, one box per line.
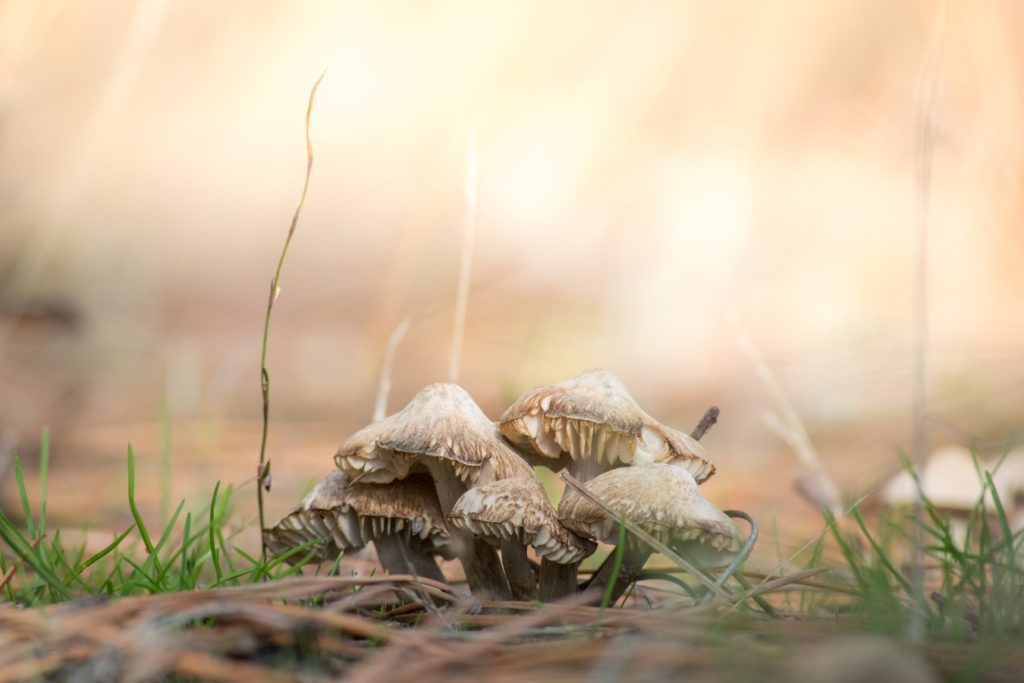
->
[257, 71, 326, 561]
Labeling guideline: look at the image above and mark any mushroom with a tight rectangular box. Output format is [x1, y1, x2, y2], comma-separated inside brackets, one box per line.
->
[558, 463, 741, 604]
[263, 470, 454, 582]
[448, 476, 596, 600]
[334, 383, 537, 599]
[499, 369, 714, 483]
[879, 444, 1012, 544]
[991, 448, 1024, 531]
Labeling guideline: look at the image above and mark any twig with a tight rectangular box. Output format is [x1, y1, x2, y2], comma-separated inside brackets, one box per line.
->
[0, 565, 15, 593]
[447, 129, 478, 384]
[257, 70, 326, 561]
[373, 318, 411, 422]
[690, 406, 719, 441]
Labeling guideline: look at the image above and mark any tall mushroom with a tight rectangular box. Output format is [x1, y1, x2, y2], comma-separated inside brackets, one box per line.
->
[559, 463, 741, 604]
[448, 476, 596, 600]
[499, 369, 715, 483]
[334, 383, 536, 600]
[263, 470, 454, 582]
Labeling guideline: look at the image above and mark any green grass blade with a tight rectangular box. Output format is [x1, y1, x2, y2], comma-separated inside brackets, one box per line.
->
[599, 518, 627, 610]
[126, 445, 154, 554]
[853, 508, 917, 598]
[178, 512, 194, 590]
[984, 472, 1014, 554]
[38, 429, 50, 537]
[269, 548, 317, 579]
[13, 455, 34, 539]
[209, 481, 223, 583]
[121, 556, 161, 594]
[0, 512, 72, 599]
[147, 499, 187, 588]
[79, 524, 136, 571]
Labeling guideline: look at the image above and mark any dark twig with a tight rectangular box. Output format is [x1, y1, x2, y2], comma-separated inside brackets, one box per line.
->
[690, 406, 719, 441]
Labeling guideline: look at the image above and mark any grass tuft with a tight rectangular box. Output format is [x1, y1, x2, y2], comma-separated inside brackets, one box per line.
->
[0, 440, 316, 606]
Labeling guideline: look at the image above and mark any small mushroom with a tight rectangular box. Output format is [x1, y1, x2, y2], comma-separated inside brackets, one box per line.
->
[879, 444, 1012, 544]
[499, 369, 714, 483]
[559, 463, 741, 604]
[334, 383, 536, 599]
[263, 470, 454, 582]
[448, 476, 596, 600]
[990, 448, 1024, 528]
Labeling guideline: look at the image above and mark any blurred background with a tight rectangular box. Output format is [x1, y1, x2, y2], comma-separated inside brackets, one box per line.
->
[1, 1, 1022, 549]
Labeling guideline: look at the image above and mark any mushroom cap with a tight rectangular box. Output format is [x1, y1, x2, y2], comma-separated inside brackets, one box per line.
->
[558, 463, 740, 564]
[263, 471, 455, 562]
[881, 445, 997, 512]
[335, 383, 529, 484]
[448, 477, 596, 565]
[499, 369, 714, 482]
[992, 448, 1024, 502]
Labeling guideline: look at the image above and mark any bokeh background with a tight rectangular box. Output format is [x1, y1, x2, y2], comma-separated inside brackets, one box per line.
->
[1, 1, 1022, 551]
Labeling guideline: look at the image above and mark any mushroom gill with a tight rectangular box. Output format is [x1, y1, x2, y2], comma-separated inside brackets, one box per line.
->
[499, 369, 715, 483]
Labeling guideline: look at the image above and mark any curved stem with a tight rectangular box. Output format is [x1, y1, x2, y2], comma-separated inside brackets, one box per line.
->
[713, 509, 758, 588]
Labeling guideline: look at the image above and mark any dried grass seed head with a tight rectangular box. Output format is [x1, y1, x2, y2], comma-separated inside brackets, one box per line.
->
[448, 476, 596, 564]
[499, 369, 714, 482]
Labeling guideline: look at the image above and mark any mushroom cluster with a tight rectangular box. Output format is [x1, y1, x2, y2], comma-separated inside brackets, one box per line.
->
[264, 369, 749, 603]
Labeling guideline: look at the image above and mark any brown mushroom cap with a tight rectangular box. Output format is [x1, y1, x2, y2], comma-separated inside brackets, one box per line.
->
[558, 463, 740, 564]
[499, 369, 715, 482]
[448, 477, 596, 564]
[335, 383, 532, 485]
[263, 471, 454, 562]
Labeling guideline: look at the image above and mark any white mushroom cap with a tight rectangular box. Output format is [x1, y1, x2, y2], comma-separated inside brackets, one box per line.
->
[448, 477, 596, 565]
[264, 471, 455, 561]
[499, 369, 714, 483]
[335, 383, 532, 485]
[558, 463, 740, 565]
[992, 448, 1024, 503]
[881, 445, 997, 512]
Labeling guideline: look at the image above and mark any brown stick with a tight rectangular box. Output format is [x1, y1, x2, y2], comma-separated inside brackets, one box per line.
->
[690, 406, 719, 441]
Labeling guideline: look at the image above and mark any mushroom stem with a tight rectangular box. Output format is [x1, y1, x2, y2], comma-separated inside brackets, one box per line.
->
[538, 559, 579, 602]
[426, 462, 513, 600]
[536, 455, 606, 601]
[500, 541, 537, 601]
[582, 540, 652, 605]
[373, 534, 447, 584]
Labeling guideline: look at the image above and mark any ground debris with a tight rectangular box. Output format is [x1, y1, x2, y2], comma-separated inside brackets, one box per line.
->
[0, 573, 1020, 682]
